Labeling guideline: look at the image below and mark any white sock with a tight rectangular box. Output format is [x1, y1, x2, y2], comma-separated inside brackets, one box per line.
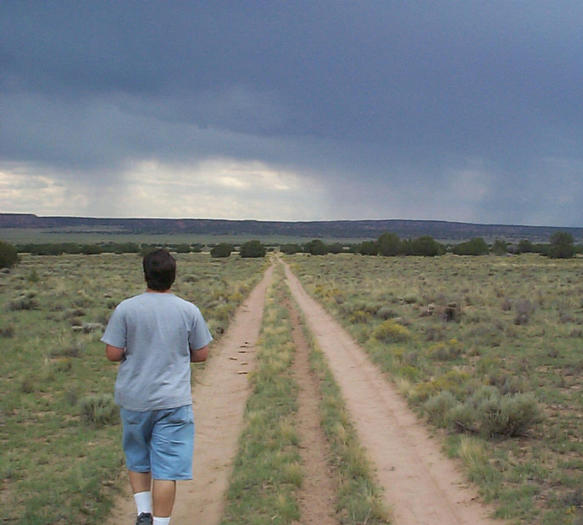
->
[134, 491, 152, 515]
[153, 518, 171, 525]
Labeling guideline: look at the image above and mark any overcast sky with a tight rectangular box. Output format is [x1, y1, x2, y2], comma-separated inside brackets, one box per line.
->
[1, 1, 582, 226]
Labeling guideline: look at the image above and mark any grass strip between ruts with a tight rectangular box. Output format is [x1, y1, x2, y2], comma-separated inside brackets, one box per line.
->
[220, 267, 302, 525]
[288, 280, 391, 525]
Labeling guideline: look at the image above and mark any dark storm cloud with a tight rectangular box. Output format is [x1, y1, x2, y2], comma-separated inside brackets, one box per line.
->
[1, 1, 582, 225]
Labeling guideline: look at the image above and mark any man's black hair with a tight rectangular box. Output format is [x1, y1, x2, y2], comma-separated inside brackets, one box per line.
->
[143, 249, 176, 291]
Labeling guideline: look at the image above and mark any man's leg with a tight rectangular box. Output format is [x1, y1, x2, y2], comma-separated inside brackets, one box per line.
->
[129, 471, 151, 493]
[150, 406, 194, 523]
[129, 471, 153, 517]
[121, 408, 155, 520]
[152, 479, 176, 517]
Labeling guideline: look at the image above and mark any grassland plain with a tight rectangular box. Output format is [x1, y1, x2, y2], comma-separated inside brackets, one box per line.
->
[286, 253, 583, 525]
[0, 252, 265, 524]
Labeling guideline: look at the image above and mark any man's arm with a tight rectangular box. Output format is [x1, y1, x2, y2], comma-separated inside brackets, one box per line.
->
[190, 344, 209, 363]
[105, 344, 125, 362]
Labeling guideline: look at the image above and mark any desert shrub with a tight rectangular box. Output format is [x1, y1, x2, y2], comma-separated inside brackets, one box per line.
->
[350, 309, 375, 324]
[326, 242, 343, 254]
[280, 243, 302, 255]
[404, 236, 445, 256]
[7, 295, 39, 311]
[548, 231, 575, 259]
[0, 240, 19, 268]
[210, 243, 233, 258]
[170, 243, 192, 253]
[375, 305, 398, 320]
[239, 240, 266, 258]
[49, 344, 82, 358]
[449, 387, 542, 438]
[452, 237, 489, 256]
[27, 269, 40, 282]
[486, 371, 524, 394]
[79, 394, 119, 427]
[304, 239, 328, 255]
[81, 244, 103, 255]
[372, 320, 410, 342]
[424, 390, 458, 427]
[429, 339, 463, 361]
[516, 239, 535, 254]
[412, 369, 470, 402]
[514, 299, 535, 325]
[358, 240, 379, 256]
[377, 232, 400, 256]
[491, 239, 508, 256]
[424, 326, 447, 341]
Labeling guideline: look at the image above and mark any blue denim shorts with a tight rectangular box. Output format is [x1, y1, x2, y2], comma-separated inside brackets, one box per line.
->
[120, 405, 194, 480]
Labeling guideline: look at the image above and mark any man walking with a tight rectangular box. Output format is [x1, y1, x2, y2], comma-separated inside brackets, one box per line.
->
[102, 249, 212, 525]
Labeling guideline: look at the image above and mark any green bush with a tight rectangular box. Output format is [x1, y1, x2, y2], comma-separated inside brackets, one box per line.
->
[377, 232, 400, 256]
[280, 243, 302, 255]
[171, 243, 192, 253]
[491, 239, 508, 256]
[210, 243, 233, 258]
[327, 242, 344, 254]
[449, 387, 542, 438]
[372, 320, 410, 342]
[358, 240, 378, 256]
[404, 236, 445, 256]
[304, 239, 328, 255]
[452, 237, 489, 256]
[548, 231, 575, 259]
[239, 240, 266, 258]
[424, 390, 458, 427]
[516, 239, 535, 253]
[0, 240, 19, 268]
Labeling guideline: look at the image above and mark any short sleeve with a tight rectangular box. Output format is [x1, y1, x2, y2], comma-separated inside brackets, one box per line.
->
[101, 305, 127, 348]
[189, 307, 213, 350]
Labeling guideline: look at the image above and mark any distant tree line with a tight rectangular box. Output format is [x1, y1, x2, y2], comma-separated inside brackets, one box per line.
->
[210, 240, 267, 258]
[292, 231, 580, 259]
[3, 230, 580, 266]
[15, 242, 204, 256]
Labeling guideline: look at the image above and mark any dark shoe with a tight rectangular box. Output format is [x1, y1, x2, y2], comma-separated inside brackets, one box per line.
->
[136, 513, 153, 525]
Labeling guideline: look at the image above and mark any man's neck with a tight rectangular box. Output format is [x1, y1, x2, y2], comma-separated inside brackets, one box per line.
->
[146, 288, 172, 294]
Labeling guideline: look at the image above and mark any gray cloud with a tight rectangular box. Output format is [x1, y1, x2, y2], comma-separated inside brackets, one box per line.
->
[1, 1, 582, 225]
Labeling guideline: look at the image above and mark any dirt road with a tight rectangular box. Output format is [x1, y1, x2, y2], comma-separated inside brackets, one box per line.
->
[106, 260, 503, 525]
[283, 261, 503, 525]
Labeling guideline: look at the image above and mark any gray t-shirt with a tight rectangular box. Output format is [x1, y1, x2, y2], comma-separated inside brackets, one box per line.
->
[101, 292, 212, 411]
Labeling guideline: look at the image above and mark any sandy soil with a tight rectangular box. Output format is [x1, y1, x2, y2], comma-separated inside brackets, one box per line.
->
[283, 261, 504, 525]
[105, 265, 273, 525]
